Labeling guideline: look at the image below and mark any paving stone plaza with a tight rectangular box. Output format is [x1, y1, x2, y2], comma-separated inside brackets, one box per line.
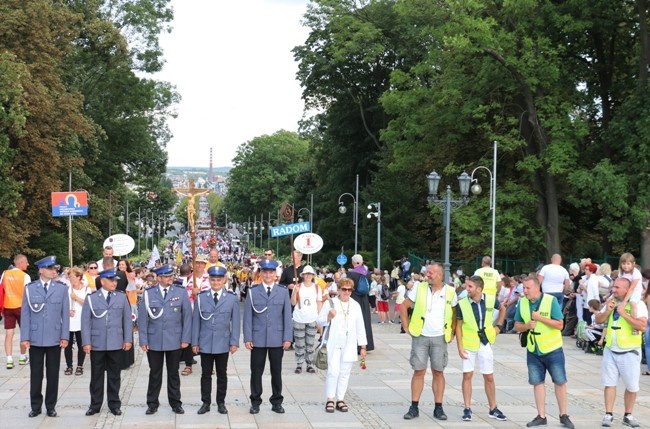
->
[2, 304, 650, 428]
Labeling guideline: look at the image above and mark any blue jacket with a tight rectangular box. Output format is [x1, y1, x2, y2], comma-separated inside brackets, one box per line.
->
[138, 285, 192, 351]
[21, 279, 70, 346]
[81, 290, 133, 351]
[243, 283, 292, 347]
[192, 289, 240, 354]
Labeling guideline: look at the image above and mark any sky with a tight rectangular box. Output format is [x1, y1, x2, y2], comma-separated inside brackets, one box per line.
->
[155, 0, 311, 168]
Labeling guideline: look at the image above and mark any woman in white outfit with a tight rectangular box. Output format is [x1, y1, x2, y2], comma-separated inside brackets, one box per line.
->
[317, 277, 367, 413]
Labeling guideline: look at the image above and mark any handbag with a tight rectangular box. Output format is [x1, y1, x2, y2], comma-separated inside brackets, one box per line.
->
[519, 330, 529, 347]
[315, 299, 334, 370]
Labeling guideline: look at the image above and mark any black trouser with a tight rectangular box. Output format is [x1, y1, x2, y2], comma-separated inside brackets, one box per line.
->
[89, 349, 122, 410]
[64, 331, 85, 368]
[200, 352, 229, 405]
[249, 347, 283, 406]
[146, 349, 182, 408]
[181, 345, 195, 366]
[29, 345, 61, 412]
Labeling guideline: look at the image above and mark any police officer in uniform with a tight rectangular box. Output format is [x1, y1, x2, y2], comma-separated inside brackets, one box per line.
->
[21, 256, 70, 417]
[193, 266, 240, 415]
[82, 267, 133, 416]
[138, 265, 192, 415]
[243, 259, 292, 414]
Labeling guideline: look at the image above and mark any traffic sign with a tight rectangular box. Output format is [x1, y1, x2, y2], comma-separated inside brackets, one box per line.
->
[51, 191, 88, 217]
[270, 221, 311, 238]
[336, 253, 347, 265]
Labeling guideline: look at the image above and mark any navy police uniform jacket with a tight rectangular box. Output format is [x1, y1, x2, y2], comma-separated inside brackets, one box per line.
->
[21, 279, 70, 346]
[138, 285, 192, 351]
[192, 289, 240, 354]
[81, 290, 133, 351]
[243, 283, 292, 347]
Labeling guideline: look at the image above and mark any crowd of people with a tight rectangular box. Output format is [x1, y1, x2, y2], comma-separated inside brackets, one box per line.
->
[0, 242, 648, 428]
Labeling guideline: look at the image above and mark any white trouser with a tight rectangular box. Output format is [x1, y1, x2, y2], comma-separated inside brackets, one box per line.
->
[325, 346, 354, 401]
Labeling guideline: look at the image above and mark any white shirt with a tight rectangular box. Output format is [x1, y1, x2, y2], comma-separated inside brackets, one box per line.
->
[395, 285, 406, 304]
[539, 264, 570, 294]
[621, 268, 643, 299]
[292, 283, 322, 324]
[69, 286, 90, 332]
[414, 286, 458, 337]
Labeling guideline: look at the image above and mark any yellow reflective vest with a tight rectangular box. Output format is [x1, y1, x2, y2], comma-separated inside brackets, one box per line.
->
[519, 294, 562, 354]
[474, 266, 499, 297]
[605, 303, 642, 349]
[409, 282, 455, 341]
[458, 294, 496, 352]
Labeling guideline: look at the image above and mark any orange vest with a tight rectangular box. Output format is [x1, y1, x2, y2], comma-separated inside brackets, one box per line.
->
[2, 268, 28, 309]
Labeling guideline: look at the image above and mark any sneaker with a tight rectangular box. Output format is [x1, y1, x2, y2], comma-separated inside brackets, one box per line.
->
[489, 407, 507, 421]
[6, 361, 13, 370]
[623, 415, 640, 428]
[560, 414, 575, 429]
[527, 415, 548, 427]
[433, 405, 448, 420]
[462, 408, 472, 421]
[403, 406, 419, 420]
[601, 414, 613, 427]
[18, 357, 28, 365]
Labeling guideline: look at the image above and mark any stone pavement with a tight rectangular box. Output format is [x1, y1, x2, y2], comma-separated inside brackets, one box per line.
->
[2, 307, 650, 428]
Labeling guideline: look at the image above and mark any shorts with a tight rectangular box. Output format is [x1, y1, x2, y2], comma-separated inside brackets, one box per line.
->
[409, 334, 448, 371]
[377, 301, 389, 312]
[527, 348, 567, 385]
[393, 303, 401, 313]
[461, 343, 494, 374]
[3, 307, 21, 329]
[601, 347, 641, 392]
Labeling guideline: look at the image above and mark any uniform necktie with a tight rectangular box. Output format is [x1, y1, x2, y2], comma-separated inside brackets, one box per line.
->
[267, 287, 271, 296]
[213, 292, 219, 305]
[106, 292, 111, 305]
[163, 288, 168, 300]
[43, 282, 48, 294]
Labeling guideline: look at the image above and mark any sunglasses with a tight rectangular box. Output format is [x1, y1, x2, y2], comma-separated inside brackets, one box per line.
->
[88, 266, 98, 270]
[340, 288, 353, 292]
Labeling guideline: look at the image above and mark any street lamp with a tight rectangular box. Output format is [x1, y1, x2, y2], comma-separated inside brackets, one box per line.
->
[260, 219, 271, 249]
[469, 141, 497, 267]
[367, 202, 381, 270]
[426, 170, 471, 283]
[338, 174, 359, 254]
[297, 207, 312, 224]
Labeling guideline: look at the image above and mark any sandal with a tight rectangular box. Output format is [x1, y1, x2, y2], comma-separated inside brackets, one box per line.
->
[336, 401, 348, 412]
[181, 366, 192, 376]
[64, 367, 73, 375]
[75, 366, 83, 376]
[325, 400, 335, 413]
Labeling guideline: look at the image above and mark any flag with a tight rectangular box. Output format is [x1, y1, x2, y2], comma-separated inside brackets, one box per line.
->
[147, 245, 160, 269]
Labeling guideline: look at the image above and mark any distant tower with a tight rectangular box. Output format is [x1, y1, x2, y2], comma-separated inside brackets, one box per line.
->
[209, 147, 213, 182]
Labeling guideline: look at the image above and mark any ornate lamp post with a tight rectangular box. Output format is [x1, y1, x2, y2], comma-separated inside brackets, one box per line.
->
[338, 174, 359, 254]
[367, 202, 381, 270]
[426, 170, 471, 283]
[469, 141, 497, 267]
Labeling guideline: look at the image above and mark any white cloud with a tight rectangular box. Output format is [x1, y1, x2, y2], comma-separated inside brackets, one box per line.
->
[155, 0, 310, 167]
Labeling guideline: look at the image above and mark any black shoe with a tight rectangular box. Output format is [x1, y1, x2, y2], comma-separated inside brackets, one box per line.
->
[306, 366, 316, 373]
[172, 405, 185, 414]
[28, 410, 41, 418]
[294, 367, 302, 374]
[46, 409, 57, 417]
[433, 406, 447, 420]
[85, 408, 99, 416]
[109, 408, 122, 416]
[403, 405, 419, 420]
[271, 404, 285, 414]
[145, 406, 158, 415]
[197, 403, 210, 415]
[250, 405, 260, 414]
[217, 403, 228, 414]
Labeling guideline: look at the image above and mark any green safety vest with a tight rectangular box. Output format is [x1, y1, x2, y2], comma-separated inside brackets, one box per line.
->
[458, 294, 496, 352]
[519, 294, 562, 354]
[409, 282, 455, 342]
[605, 303, 642, 349]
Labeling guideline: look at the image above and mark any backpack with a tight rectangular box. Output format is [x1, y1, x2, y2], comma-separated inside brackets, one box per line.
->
[380, 285, 390, 301]
[356, 275, 370, 294]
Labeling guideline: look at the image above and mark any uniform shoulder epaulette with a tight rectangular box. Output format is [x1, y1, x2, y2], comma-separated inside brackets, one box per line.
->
[226, 290, 236, 295]
[145, 285, 156, 290]
[174, 283, 185, 289]
[277, 284, 288, 289]
[250, 283, 262, 288]
[115, 289, 125, 294]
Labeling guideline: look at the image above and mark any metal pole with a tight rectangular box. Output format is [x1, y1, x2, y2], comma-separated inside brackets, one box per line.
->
[253, 214, 257, 249]
[310, 193, 314, 231]
[138, 207, 141, 255]
[444, 186, 452, 284]
[108, 191, 112, 237]
[354, 174, 359, 254]
[377, 202, 381, 271]
[126, 200, 129, 236]
[68, 171, 73, 266]
[491, 140, 497, 267]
